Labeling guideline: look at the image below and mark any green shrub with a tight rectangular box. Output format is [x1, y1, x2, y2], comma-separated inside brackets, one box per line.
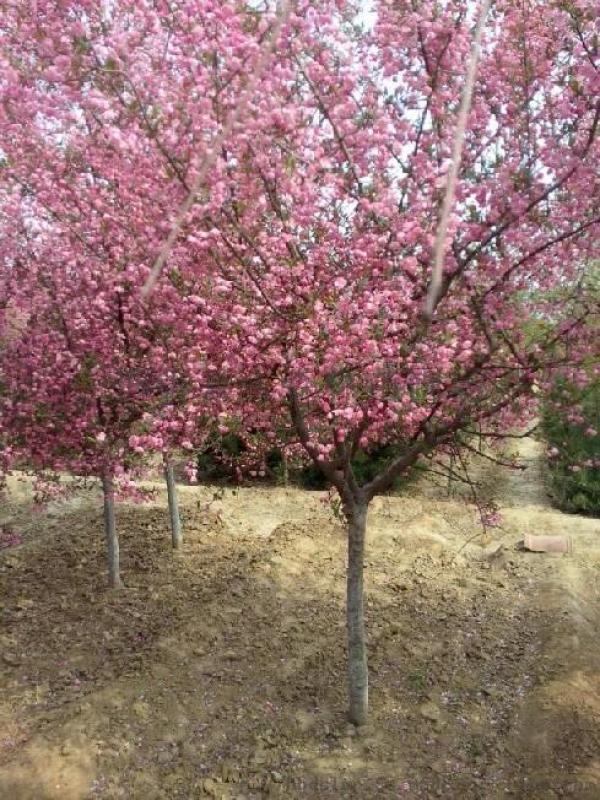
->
[287, 443, 421, 493]
[541, 378, 600, 516]
[197, 433, 419, 494]
[196, 433, 247, 483]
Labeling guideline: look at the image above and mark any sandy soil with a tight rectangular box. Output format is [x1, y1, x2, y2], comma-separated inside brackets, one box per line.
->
[1, 440, 599, 799]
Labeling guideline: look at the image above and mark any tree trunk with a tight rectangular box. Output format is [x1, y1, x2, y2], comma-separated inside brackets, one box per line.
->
[164, 457, 183, 549]
[101, 472, 122, 589]
[447, 452, 456, 497]
[346, 502, 368, 725]
[282, 449, 289, 487]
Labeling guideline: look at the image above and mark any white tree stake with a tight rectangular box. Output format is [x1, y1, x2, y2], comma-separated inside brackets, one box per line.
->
[424, 0, 493, 319]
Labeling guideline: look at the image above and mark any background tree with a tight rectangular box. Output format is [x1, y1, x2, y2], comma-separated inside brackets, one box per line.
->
[0, 216, 202, 584]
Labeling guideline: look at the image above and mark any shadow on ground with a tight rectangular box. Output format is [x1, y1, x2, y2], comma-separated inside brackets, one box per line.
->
[1, 488, 600, 799]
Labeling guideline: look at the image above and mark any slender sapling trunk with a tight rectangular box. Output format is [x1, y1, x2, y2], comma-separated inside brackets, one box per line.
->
[282, 449, 289, 487]
[101, 471, 122, 589]
[447, 452, 456, 497]
[346, 501, 369, 725]
[164, 456, 183, 549]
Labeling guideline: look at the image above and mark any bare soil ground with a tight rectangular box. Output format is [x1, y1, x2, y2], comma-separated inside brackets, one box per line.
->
[1, 440, 600, 799]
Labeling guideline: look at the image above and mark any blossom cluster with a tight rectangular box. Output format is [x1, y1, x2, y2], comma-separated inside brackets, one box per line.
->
[0, 0, 597, 498]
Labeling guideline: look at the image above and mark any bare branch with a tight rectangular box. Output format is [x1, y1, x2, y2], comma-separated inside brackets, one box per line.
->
[464, 425, 538, 440]
[458, 439, 527, 470]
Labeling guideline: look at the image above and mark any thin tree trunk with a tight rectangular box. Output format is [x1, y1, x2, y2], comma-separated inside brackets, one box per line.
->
[282, 449, 289, 487]
[346, 502, 368, 725]
[164, 457, 183, 550]
[447, 452, 455, 497]
[101, 471, 122, 589]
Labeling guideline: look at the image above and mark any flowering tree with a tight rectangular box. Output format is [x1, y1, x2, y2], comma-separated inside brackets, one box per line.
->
[0, 219, 199, 584]
[166, 0, 598, 724]
[0, 0, 293, 575]
[0, 0, 262, 577]
[1, 0, 599, 722]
